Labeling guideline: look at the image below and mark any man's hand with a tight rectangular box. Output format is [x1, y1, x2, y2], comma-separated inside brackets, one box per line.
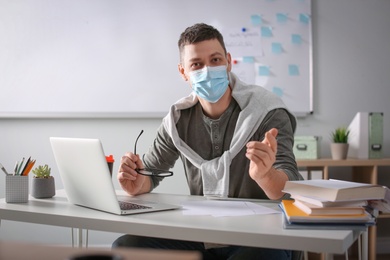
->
[245, 128, 278, 182]
[117, 152, 149, 195]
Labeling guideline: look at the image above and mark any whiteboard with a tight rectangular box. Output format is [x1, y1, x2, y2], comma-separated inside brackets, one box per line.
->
[0, 0, 312, 118]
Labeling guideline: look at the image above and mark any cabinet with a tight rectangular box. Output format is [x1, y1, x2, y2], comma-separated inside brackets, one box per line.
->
[297, 158, 390, 260]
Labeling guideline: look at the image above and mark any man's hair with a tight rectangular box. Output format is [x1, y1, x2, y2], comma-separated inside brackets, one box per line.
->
[178, 23, 227, 62]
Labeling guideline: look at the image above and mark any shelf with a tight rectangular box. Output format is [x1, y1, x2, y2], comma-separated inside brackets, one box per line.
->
[378, 213, 390, 219]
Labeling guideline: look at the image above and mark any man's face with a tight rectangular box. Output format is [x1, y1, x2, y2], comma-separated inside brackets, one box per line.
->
[178, 39, 231, 84]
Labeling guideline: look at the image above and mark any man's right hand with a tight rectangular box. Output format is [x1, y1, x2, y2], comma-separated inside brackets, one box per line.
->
[117, 152, 150, 195]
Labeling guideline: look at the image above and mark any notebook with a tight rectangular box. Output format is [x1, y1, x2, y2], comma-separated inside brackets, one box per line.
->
[50, 137, 180, 215]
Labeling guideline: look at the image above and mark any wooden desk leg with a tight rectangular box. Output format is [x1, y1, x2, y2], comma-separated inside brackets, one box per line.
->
[307, 168, 312, 180]
[323, 166, 329, 180]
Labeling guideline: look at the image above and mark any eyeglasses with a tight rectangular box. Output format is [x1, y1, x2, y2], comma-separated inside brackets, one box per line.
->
[133, 130, 173, 177]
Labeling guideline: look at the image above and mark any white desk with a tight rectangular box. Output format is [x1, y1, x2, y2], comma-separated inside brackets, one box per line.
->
[0, 190, 366, 259]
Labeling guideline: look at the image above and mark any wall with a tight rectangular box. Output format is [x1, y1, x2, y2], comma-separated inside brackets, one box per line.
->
[1, 0, 390, 252]
[0, 0, 313, 116]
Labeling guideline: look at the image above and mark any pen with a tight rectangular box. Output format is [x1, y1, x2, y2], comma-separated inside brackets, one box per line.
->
[21, 156, 31, 176]
[13, 161, 18, 176]
[16, 157, 25, 176]
[0, 163, 9, 175]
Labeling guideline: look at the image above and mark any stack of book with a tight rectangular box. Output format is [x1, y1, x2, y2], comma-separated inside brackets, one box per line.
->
[280, 179, 389, 229]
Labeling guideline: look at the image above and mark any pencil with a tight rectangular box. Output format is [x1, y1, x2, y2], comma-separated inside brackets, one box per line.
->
[23, 160, 36, 176]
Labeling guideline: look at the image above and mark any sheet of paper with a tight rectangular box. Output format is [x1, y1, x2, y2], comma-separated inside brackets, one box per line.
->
[231, 59, 256, 84]
[181, 200, 280, 217]
[222, 27, 262, 57]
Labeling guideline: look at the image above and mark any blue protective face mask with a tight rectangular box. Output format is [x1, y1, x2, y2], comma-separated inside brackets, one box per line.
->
[189, 65, 229, 103]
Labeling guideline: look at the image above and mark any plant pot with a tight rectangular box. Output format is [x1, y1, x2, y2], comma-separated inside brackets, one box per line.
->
[31, 177, 56, 198]
[330, 143, 349, 160]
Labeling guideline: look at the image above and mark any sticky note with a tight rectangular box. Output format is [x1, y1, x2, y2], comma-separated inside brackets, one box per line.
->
[276, 13, 288, 23]
[261, 26, 272, 37]
[258, 66, 270, 76]
[243, 56, 255, 63]
[292, 34, 302, 44]
[251, 15, 262, 26]
[272, 43, 283, 54]
[299, 13, 310, 24]
[272, 87, 284, 97]
[289, 64, 299, 76]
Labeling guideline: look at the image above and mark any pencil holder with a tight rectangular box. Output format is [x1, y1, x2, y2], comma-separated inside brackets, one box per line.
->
[5, 175, 29, 203]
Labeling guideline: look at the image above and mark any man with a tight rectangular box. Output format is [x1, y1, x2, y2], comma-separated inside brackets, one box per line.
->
[113, 23, 302, 260]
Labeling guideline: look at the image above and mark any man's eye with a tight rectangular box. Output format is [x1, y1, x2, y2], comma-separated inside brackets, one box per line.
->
[212, 58, 222, 63]
[191, 63, 201, 68]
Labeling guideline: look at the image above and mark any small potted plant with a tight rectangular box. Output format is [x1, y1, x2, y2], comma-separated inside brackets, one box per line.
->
[330, 127, 350, 160]
[31, 164, 55, 198]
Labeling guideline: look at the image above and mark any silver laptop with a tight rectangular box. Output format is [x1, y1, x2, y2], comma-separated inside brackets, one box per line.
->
[50, 137, 180, 215]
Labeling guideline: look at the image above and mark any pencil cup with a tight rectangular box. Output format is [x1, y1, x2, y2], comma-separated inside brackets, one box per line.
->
[5, 175, 29, 203]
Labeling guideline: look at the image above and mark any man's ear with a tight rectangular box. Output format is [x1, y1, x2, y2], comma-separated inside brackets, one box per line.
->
[226, 52, 232, 72]
[178, 63, 188, 81]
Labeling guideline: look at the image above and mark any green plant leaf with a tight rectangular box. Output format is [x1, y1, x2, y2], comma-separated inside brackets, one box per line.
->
[32, 164, 51, 178]
[331, 127, 350, 143]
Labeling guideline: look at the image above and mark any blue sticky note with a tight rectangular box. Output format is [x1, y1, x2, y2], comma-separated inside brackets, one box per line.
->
[251, 15, 262, 26]
[272, 42, 283, 54]
[289, 64, 299, 76]
[292, 34, 302, 44]
[276, 13, 288, 23]
[272, 87, 284, 97]
[299, 13, 310, 24]
[258, 66, 270, 76]
[243, 56, 255, 63]
[261, 26, 272, 37]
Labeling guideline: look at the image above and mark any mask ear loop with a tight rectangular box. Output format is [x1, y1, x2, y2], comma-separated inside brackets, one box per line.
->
[227, 68, 232, 86]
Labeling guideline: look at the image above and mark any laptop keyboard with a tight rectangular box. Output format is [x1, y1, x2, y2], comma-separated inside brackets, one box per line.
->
[118, 201, 152, 210]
